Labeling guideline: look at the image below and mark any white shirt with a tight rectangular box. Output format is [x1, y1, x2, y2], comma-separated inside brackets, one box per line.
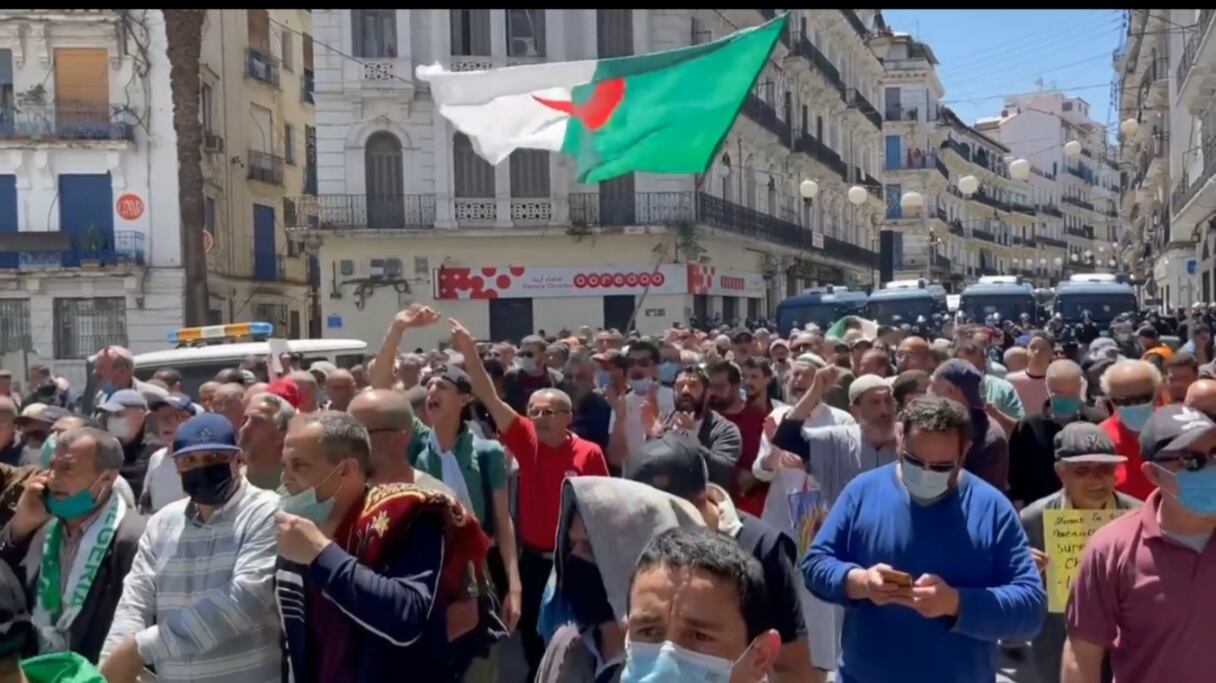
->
[142, 446, 186, 513]
[427, 429, 474, 513]
[608, 385, 675, 455]
[753, 401, 855, 671]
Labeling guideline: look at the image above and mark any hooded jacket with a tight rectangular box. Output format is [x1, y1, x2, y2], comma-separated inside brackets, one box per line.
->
[535, 477, 703, 683]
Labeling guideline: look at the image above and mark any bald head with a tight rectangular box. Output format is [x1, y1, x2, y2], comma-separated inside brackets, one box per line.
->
[348, 389, 414, 432]
[93, 345, 135, 389]
[198, 381, 220, 410]
[1004, 347, 1029, 374]
[896, 336, 932, 373]
[1100, 360, 1161, 402]
[288, 370, 319, 412]
[211, 382, 246, 431]
[325, 369, 357, 412]
[1045, 359, 1084, 400]
[1186, 379, 1216, 416]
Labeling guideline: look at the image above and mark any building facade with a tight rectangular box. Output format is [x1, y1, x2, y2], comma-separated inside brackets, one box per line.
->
[199, 9, 314, 337]
[302, 9, 887, 347]
[0, 9, 183, 385]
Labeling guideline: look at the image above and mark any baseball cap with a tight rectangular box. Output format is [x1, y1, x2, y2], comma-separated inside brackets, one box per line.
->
[149, 393, 195, 413]
[309, 360, 337, 380]
[427, 364, 473, 393]
[623, 433, 708, 501]
[0, 562, 30, 656]
[731, 329, 754, 344]
[1139, 405, 1216, 463]
[267, 378, 301, 408]
[769, 339, 790, 351]
[848, 374, 889, 404]
[98, 388, 148, 413]
[1054, 423, 1126, 464]
[15, 403, 68, 430]
[172, 413, 241, 457]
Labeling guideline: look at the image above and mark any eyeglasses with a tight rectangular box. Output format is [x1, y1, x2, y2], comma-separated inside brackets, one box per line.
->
[1154, 450, 1216, 472]
[527, 407, 570, 419]
[901, 451, 958, 473]
[1109, 394, 1155, 408]
[366, 427, 400, 435]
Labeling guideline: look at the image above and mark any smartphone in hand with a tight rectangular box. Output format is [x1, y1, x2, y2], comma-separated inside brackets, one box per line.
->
[877, 567, 913, 587]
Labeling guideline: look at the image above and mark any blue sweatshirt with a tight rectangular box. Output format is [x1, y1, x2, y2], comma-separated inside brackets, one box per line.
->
[803, 463, 1046, 683]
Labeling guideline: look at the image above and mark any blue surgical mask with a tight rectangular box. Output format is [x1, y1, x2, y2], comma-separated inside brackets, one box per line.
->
[901, 460, 954, 502]
[1170, 466, 1216, 516]
[1116, 402, 1154, 432]
[595, 369, 613, 389]
[99, 381, 116, 397]
[278, 464, 342, 523]
[43, 487, 98, 520]
[621, 639, 739, 683]
[517, 356, 538, 374]
[1050, 395, 1082, 418]
[630, 377, 654, 395]
[658, 362, 679, 384]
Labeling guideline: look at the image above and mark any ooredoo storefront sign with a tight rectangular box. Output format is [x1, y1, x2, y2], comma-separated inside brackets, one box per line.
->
[434, 264, 687, 299]
[434, 264, 765, 300]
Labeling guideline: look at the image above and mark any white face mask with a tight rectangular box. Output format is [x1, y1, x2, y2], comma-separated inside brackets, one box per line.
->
[106, 416, 133, 442]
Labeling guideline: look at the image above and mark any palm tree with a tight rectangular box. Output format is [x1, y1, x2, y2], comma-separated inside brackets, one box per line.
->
[164, 9, 210, 325]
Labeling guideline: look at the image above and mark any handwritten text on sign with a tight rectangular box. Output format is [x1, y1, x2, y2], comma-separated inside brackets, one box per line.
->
[1043, 509, 1124, 613]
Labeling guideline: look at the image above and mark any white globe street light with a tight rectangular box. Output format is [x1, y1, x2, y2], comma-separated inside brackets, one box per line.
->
[1120, 118, 1139, 137]
[957, 175, 979, 196]
[1054, 257, 1063, 266]
[900, 191, 924, 214]
[847, 185, 868, 206]
[1009, 158, 1031, 181]
[799, 179, 820, 200]
[1064, 140, 1083, 158]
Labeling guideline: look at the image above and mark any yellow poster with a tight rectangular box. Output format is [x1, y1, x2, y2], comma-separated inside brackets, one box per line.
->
[1043, 509, 1125, 613]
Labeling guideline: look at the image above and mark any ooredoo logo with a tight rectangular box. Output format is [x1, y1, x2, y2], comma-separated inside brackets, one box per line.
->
[720, 276, 746, 291]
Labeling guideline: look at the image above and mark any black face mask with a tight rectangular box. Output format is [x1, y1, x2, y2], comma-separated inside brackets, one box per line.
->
[180, 461, 238, 506]
[562, 556, 614, 627]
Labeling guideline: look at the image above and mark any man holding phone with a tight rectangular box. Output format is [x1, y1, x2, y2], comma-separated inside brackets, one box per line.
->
[803, 395, 1046, 683]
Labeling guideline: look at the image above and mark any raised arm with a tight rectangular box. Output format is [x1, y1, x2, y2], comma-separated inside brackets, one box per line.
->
[449, 317, 518, 433]
[370, 304, 440, 390]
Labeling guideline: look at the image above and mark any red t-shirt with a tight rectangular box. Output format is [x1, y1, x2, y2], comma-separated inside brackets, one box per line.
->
[501, 416, 609, 550]
[307, 500, 362, 683]
[1100, 415, 1154, 501]
[722, 404, 769, 517]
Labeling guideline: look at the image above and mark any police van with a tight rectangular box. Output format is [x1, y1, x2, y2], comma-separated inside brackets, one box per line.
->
[1053, 274, 1138, 327]
[775, 286, 869, 335]
[866, 279, 948, 325]
[85, 322, 367, 408]
[959, 276, 1039, 324]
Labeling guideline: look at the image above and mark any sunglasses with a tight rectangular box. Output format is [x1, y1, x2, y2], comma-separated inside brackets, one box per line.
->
[901, 451, 958, 474]
[1154, 450, 1216, 472]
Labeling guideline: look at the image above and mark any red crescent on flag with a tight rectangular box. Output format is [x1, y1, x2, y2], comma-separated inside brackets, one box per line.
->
[533, 77, 625, 131]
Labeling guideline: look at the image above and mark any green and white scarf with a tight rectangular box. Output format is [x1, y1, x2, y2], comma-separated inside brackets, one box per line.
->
[32, 492, 125, 653]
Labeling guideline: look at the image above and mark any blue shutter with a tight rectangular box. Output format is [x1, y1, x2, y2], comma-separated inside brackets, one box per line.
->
[0, 175, 16, 269]
[58, 174, 113, 267]
[885, 135, 901, 170]
[253, 204, 277, 281]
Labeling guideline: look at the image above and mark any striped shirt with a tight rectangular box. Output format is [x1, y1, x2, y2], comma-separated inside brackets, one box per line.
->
[102, 479, 281, 683]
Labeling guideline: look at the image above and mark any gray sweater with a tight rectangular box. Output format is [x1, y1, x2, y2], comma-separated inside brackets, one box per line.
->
[1019, 490, 1141, 683]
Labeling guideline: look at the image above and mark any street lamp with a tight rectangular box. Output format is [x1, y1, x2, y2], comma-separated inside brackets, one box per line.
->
[1120, 118, 1139, 137]
[799, 179, 819, 200]
[901, 190, 924, 215]
[1064, 140, 1083, 158]
[957, 175, 979, 197]
[1009, 158, 1031, 181]
[847, 185, 868, 206]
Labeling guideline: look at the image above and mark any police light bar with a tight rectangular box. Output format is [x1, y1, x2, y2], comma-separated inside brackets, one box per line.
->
[166, 322, 273, 344]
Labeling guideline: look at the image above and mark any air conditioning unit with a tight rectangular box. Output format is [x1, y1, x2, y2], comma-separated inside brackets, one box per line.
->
[203, 133, 224, 153]
[511, 36, 539, 57]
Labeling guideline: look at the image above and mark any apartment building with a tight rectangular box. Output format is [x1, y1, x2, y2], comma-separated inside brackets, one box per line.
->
[199, 9, 315, 337]
[301, 9, 888, 346]
[0, 10, 182, 385]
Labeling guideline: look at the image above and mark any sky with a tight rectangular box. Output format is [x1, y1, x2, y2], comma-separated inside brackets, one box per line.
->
[881, 9, 1126, 141]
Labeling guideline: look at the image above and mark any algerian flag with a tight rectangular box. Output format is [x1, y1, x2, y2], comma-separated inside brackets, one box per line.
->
[417, 13, 788, 183]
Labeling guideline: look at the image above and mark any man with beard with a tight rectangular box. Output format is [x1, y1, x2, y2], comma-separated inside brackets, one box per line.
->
[660, 365, 742, 493]
[769, 339, 793, 385]
[710, 358, 780, 517]
[771, 373, 898, 512]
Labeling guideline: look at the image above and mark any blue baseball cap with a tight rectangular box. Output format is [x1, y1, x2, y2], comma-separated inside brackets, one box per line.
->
[149, 393, 196, 414]
[98, 389, 148, 413]
[172, 413, 240, 457]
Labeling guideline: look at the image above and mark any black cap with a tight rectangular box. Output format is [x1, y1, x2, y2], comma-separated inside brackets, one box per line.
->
[1139, 405, 1216, 462]
[731, 328, 754, 344]
[1054, 423, 1126, 463]
[623, 434, 708, 501]
[427, 364, 473, 394]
